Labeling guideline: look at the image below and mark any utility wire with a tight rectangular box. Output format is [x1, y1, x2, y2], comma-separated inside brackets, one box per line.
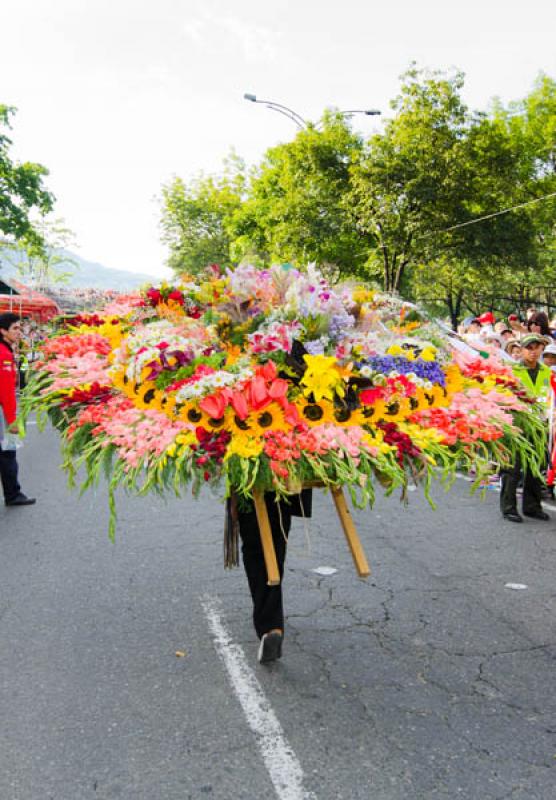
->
[355, 190, 556, 258]
[423, 191, 556, 239]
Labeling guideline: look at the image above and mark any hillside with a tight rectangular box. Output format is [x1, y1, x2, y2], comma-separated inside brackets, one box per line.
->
[0, 248, 162, 291]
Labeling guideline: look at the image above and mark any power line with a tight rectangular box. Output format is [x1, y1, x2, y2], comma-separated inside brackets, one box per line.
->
[425, 191, 556, 239]
[355, 190, 556, 259]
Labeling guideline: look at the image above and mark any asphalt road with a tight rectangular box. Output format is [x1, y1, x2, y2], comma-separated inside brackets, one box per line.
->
[1, 424, 555, 800]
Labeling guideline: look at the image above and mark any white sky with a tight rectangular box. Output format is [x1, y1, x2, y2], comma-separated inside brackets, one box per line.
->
[2, 0, 555, 278]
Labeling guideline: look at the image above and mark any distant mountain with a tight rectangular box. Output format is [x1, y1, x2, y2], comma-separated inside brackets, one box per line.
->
[0, 248, 161, 291]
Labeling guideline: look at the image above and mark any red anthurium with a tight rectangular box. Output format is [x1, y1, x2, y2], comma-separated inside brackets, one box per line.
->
[200, 393, 226, 419]
[248, 376, 272, 411]
[268, 378, 289, 402]
[258, 361, 277, 381]
[360, 387, 385, 405]
[283, 403, 300, 426]
[230, 390, 249, 419]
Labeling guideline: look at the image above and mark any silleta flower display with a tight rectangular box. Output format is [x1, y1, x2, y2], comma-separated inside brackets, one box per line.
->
[22, 263, 545, 538]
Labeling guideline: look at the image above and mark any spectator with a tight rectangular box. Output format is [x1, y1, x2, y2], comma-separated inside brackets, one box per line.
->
[527, 311, 553, 339]
[526, 306, 537, 321]
[483, 332, 503, 349]
[507, 313, 527, 335]
[505, 339, 522, 360]
[542, 343, 556, 371]
[499, 328, 513, 345]
[478, 312, 495, 334]
[500, 333, 551, 523]
[0, 313, 36, 507]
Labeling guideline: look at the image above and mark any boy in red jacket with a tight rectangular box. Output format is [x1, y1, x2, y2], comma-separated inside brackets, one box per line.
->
[0, 313, 36, 506]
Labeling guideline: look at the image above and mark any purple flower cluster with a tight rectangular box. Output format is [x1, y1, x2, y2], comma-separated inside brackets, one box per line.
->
[360, 356, 446, 386]
[328, 312, 356, 341]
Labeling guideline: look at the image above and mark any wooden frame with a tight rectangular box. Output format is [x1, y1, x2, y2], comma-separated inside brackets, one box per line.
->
[252, 486, 371, 586]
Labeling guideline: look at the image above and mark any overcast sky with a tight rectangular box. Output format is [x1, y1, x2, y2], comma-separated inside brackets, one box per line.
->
[2, 0, 555, 278]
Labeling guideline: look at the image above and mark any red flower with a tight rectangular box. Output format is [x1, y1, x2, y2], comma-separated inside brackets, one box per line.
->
[167, 290, 185, 305]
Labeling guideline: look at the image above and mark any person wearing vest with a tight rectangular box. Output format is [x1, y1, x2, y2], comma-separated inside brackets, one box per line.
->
[500, 333, 551, 523]
[0, 313, 36, 507]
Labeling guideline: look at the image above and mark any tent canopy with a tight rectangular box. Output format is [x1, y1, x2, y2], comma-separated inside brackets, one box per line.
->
[0, 278, 60, 321]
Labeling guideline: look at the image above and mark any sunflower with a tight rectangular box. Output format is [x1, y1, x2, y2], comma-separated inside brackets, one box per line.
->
[296, 398, 336, 426]
[224, 407, 253, 435]
[178, 401, 210, 428]
[133, 381, 159, 409]
[353, 399, 386, 428]
[332, 403, 358, 427]
[248, 402, 292, 437]
[407, 388, 429, 414]
[377, 397, 411, 424]
[110, 368, 129, 395]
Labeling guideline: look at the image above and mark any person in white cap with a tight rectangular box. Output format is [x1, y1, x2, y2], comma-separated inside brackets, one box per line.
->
[542, 343, 556, 371]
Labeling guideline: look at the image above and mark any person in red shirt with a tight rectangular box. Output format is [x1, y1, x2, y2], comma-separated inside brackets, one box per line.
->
[0, 313, 36, 506]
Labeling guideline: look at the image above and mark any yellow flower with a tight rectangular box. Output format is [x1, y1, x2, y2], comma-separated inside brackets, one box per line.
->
[296, 398, 336, 426]
[361, 429, 395, 455]
[225, 434, 264, 460]
[248, 403, 292, 437]
[386, 344, 405, 357]
[378, 397, 412, 424]
[178, 402, 207, 426]
[352, 286, 375, 305]
[301, 355, 345, 402]
[444, 365, 464, 394]
[420, 346, 437, 362]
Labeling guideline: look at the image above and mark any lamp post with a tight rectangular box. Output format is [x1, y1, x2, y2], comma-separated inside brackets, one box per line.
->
[243, 94, 380, 129]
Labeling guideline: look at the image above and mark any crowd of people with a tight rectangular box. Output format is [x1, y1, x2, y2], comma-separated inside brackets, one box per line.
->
[456, 307, 556, 524]
[44, 287, 123, 313]
[458, 307, 556, 367]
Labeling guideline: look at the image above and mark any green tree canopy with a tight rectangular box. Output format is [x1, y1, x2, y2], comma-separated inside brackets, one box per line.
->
[0, 105, 54, 248]
[159, 154, 245, 275]
[229, 112, 370, 277]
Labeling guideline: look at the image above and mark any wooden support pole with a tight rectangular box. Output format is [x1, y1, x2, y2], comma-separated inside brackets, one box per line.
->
[252, 490, 281, 586]
[331, 487, 371, 578]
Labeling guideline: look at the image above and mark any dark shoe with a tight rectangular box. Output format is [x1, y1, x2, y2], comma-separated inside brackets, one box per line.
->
[5, 493, 36, 507]
[523, 510, 550, 521]
[503, 511, 523, 523]
[257, 631, 283, 664]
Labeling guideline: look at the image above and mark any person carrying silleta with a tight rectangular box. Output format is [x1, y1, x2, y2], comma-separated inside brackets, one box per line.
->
[226, 489, 311, 664]
[0, 313, 36, 507]
[500, 333, 551, 523]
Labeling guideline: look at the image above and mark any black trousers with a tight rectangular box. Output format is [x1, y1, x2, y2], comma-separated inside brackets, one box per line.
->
[0, 447, 21, 503]
[500, 453, 543, 516]
[238, 497, 292, 639]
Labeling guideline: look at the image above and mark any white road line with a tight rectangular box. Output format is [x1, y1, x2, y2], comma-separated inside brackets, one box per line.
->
[200, 595, 316, 800]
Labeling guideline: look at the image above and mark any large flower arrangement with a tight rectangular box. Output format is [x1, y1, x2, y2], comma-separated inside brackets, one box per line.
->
[23, 264, 545, 537]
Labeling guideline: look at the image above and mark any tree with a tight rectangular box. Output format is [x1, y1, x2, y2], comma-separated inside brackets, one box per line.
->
[2, 217, 78, 288]
[159, 153, 245, 275]
[230, 112, 370, 277]
[410, 75, 556, 326]
[0, 105, 54, 249]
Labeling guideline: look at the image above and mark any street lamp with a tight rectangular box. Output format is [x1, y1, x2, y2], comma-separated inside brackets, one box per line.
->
[243, 94, 380, 129]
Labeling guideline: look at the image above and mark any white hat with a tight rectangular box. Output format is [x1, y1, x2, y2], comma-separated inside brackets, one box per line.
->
[543, 343, 556, 356]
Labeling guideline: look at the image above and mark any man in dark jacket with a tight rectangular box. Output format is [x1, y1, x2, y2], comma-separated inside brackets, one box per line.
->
[0, 313, 36, 506]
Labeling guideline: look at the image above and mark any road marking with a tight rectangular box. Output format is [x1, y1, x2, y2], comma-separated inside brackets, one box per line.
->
[200, 595, 316, 800]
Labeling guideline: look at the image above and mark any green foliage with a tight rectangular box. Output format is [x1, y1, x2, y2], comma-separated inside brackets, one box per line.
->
[2, 216, 77, 288]
[230, 112, 369, 276]
[0, 105, 54, 248]
[159, 68, 556, 325]
[159, 152, 245, 275]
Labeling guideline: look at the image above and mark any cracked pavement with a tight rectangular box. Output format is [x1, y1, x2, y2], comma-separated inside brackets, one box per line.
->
[0, 425, 554, 799]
